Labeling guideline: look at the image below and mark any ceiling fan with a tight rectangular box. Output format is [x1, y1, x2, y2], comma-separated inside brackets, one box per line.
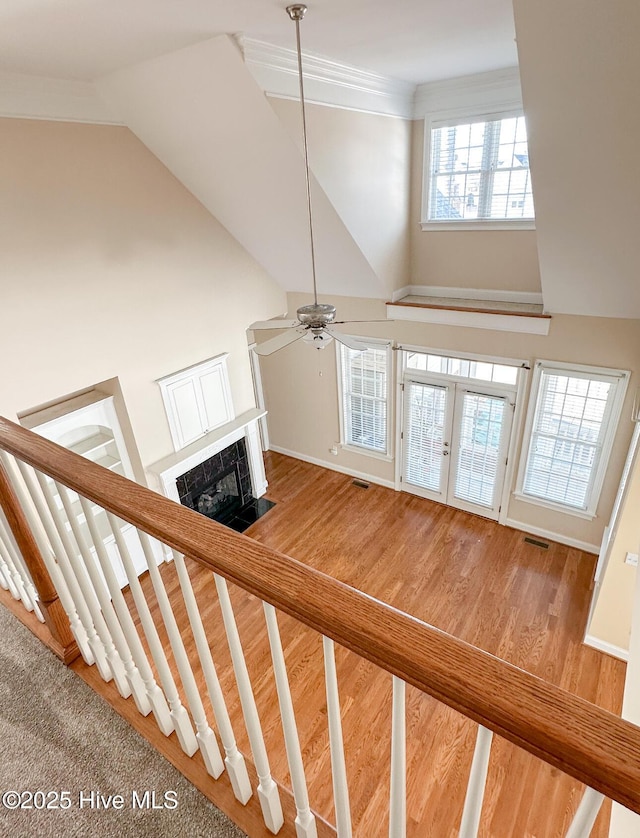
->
[250, 5, 387, 357]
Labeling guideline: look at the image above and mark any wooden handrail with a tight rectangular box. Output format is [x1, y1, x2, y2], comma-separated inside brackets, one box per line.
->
[0, 457, 78, 662]
[0, 415, 639, 813]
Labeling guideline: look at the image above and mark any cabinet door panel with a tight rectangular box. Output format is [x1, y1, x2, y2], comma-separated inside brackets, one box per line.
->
[199, 367, 232, 431]
[167, 378, 205, 447]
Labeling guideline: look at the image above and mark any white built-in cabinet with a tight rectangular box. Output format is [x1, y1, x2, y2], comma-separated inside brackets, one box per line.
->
[157, 354, 235, 451]
[22, 391, 162, 588]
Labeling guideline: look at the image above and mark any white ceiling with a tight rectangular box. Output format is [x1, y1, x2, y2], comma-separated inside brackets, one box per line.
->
[0, 0, 518, 85]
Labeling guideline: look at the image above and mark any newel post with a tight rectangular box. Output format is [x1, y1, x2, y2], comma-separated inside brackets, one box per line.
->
[0, 460, 79, 663]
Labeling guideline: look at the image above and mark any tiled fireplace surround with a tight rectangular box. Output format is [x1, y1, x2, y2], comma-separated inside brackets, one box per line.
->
[149, 409, 269, 530]
[176, 438, 252, 519]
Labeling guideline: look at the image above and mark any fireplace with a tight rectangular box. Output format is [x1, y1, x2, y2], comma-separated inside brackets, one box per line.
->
[150, 408, 275, 534]
[174, 437, 274, 532]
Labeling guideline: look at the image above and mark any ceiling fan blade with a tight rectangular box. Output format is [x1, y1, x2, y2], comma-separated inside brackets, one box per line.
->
[332, 319, 392, 324]
[253, 328, 306, 356]
[249, 319, 300, 330]
[328, 330, 369, 352]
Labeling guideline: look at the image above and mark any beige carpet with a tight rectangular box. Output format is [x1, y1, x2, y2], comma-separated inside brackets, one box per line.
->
[0, 605, 247, 837]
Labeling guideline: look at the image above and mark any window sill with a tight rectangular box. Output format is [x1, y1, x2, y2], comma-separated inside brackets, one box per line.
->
[341, 443, 393, 463]
[420, 220, 536, 232]
[512, 491, 597, 521]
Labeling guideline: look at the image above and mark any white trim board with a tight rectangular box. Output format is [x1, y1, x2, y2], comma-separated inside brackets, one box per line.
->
[583, 634, 629, 663]
[268, 445, 395, 490]
[504, 517, 599, 555]
[386, 303, 551, 335]
[414, 67, 522, 120]
[242, 37, 415, 119]
[0, 71, 122, 124]
[391, 286, 543, 305]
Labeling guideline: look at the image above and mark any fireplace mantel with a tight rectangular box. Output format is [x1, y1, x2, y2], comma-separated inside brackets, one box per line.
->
[148, 407, 268, 504]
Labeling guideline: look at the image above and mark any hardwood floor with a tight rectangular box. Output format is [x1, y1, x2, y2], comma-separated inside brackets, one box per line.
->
[91, 452, 627, 836]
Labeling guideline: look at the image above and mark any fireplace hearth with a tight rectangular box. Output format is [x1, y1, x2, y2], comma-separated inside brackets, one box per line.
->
[175, 438, 274, 533]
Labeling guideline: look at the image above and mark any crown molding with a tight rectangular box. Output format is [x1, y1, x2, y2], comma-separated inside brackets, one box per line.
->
[0, 71, 122, 124]
[414, 66, 523, 120]
[241, 37, 416, 119]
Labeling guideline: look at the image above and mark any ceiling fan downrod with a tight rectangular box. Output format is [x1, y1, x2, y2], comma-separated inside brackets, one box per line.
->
[286, 3, 327, 324]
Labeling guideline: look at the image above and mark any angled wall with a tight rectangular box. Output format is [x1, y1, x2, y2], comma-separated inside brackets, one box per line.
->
[97, 36, 387, 301]
[514, 0, 640, 317]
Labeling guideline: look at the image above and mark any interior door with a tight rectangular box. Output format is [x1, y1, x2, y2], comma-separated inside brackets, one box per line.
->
[402, 380, 513, 520]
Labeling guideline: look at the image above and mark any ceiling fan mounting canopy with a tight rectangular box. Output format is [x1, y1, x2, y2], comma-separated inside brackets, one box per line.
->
[296, 303, 337, 327]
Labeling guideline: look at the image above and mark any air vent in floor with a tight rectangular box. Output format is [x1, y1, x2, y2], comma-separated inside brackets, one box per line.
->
[352, 479, 370, 489]
[524, 536, 549, 549]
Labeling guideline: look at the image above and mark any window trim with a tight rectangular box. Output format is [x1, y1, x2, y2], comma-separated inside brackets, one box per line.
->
[514, 360, 630, 519]
[421, 107, 535, 230]
[337, 337, 393, 460]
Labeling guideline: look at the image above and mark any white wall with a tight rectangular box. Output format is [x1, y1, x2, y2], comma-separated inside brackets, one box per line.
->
[269, 96, 412, 295]
[0, 118, 286, 470]
[513, 0, 640, 317]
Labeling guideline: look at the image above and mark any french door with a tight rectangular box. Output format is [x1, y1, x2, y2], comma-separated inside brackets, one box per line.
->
[401, 378, 513, 520]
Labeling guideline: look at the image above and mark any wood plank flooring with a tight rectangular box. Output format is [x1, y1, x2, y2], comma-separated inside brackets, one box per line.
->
[88, 452, 626, 836]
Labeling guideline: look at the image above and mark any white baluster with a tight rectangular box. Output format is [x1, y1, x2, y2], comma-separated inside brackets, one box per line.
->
[322, 636, 352, 838]
[565, 787, 604, 838]
[172, 550, 252, 803]
[56, 482, 131, 698]
[0, 509, 39, 615]
[264, 602, 317, 838]
[459, 725, 493, 838]
[106, 512, 197, 755]
[0, 558, 11, 592]
[214, 573, 284, 834]
[0, 457, 50, 622]
[79, 497, 171, 729]
[137, 531, 224, 778]
[34, 471, 112, 680]
[15, 460, 92, 663]
[389, 676, 406, 838]
[0, 526, 21, 600]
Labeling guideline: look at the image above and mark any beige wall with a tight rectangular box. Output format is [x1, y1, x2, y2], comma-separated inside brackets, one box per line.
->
[0, 118, 286, 471]
[589, 437, 640, 652]
[269, 97, 411, 296]
[261, 291, 640, 550]
[409, 120, 542, 294]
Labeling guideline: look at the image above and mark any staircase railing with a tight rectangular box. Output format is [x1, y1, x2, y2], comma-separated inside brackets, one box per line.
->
[0, 414, 639, 837]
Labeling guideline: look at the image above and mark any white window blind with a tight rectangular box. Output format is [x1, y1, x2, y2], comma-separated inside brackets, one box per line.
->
[428, 114, 534, 223]
[340, 344, 389, 454]
[520, 365, 627, 513]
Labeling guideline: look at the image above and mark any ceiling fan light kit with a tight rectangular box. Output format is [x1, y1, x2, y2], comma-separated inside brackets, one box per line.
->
[250, 6, 376, 357]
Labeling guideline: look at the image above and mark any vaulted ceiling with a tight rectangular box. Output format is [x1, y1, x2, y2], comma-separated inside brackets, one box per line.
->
[2, 0, 640, 319]
[0, 0, 517, 85]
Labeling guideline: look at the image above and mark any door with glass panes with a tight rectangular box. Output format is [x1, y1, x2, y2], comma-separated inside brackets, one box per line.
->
[401, 377, 514, 520]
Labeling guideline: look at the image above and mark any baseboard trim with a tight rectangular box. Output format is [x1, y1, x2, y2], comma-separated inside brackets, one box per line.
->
[268, 445, 396, 490]
[583, 634, 629, 662]
[503, 518, 599, 554]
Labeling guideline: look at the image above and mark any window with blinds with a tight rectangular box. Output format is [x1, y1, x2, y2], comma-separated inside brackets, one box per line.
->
[518, 364, 629, 515]
[427, 113, 534, 224]
[339, 343, 390, 455]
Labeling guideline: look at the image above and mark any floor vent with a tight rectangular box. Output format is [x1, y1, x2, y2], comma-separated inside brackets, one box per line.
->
[524, 536, 549, 549]
[352, 479, 370, 489]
